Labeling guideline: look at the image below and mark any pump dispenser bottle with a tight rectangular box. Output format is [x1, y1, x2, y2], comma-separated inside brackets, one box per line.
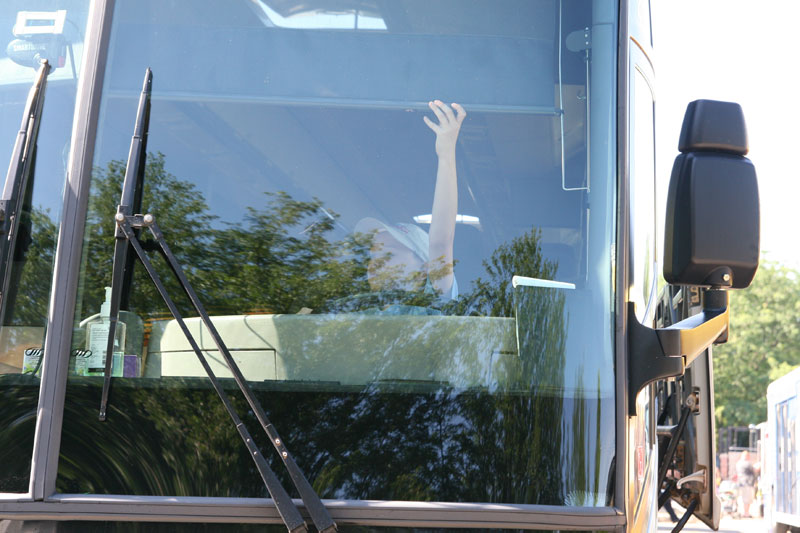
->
[80, 287, 126, 376]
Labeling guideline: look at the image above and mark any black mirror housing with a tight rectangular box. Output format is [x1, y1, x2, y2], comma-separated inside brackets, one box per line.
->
[663, 100, 760, 289]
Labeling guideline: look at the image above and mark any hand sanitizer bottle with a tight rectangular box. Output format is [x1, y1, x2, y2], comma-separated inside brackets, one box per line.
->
[82, 287, 126, 376]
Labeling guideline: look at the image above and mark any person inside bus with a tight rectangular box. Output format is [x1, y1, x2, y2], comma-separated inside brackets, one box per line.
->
[355, 100, 466, 305]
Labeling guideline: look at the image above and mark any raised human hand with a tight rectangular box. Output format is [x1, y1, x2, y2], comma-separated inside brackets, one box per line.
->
[423, 100, 466, 158]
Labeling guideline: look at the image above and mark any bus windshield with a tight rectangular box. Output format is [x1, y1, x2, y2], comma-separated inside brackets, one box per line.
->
[49, 0, 618, 507]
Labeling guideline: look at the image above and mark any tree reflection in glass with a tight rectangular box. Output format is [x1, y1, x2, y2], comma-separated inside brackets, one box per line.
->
[56, 153, 610, 507]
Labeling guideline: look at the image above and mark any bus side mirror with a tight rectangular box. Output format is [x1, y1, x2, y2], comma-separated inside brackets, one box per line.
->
[663, 100, 760, 289]
[628, 100, 761, 416]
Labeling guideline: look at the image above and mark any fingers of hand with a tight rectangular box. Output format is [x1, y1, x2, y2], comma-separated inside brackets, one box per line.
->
[428, 100, 447, 125]
[423, 115, 440, 133]
[452, 103, 467, 124]
[427, 100, 466, 130]
[435, 99, 456, 123]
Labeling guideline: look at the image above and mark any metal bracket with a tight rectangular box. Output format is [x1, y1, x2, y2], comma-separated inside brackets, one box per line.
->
[657, 405, 692, 488]
[566, 27, 592, 53]
[628, 289, 729, 416]
[558, 2, 591, 193]
[627, 302, 684, 416]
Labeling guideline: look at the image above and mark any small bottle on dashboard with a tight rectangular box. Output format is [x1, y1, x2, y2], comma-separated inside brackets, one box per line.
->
[78, 287, 125, 377]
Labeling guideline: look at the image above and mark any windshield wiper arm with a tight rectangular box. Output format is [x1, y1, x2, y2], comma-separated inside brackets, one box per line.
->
[98, 68, 151, 420]
[99, 68, 336, 533]
[0, 59, 50, 326]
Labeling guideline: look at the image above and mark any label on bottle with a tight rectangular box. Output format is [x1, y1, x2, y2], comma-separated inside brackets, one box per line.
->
[81, 318, 126, 376]
[87, 322, 111, 374]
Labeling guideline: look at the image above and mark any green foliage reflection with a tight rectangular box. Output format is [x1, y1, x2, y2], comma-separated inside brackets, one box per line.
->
[55, 153, 609, 506]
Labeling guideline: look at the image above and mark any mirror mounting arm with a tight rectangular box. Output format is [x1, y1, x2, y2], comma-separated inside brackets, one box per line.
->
[628, 289, 729, 416]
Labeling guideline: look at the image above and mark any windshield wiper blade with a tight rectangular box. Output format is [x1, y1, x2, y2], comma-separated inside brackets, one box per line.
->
[0, 59, 50, 326]
[99, 67, 151, 421]
[99, 68, 336, 533]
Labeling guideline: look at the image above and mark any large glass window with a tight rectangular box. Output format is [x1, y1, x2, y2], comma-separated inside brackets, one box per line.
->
[0, 0, 90, 493]
[58, 0, 617, 507]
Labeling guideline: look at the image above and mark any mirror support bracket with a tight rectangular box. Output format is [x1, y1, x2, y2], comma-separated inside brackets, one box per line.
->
[627, 289, 728, 416]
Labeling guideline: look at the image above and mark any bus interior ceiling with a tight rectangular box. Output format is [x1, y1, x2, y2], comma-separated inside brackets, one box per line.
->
[94, 0, 593, 291]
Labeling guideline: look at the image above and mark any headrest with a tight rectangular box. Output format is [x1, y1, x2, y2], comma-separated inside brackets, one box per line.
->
[678, 100, 748, 155]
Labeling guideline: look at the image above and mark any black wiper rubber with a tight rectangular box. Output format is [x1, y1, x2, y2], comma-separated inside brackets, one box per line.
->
[99, 69, 336, 533]
[99, 68, 151, 421]
[0, 59, 50, 326]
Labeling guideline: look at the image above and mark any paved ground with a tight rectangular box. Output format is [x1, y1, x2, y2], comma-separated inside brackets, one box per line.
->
[658, 511, 766, 532]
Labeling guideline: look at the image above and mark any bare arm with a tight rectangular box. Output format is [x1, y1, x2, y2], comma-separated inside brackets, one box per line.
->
[423, 100, 466, 295]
